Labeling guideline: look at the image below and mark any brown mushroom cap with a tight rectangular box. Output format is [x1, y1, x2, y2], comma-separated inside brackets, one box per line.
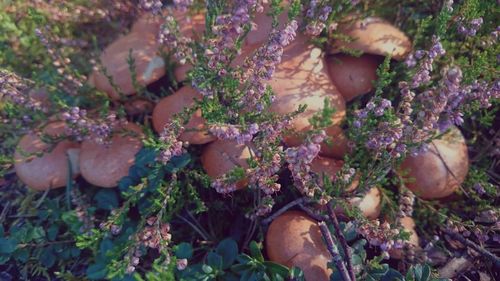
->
[268, 35, 347, 158]
[326, 54, 382, 102]
[200, 140, 253, 189]
[328, 17, 411, 61]
[399, 127, 469, 199]
[349, 187, 382, 219]
[266, 211, 332, 281]
[92, 32, 165, 100]
[389, 217, 420, 259]
[14, 121, 80, 191]
[245, 3, 290, 46]
[310, 156, 357, 192]
[124, 99, 154, 116]
[152, 86, 216, 144]
[79, 123, 143, 188]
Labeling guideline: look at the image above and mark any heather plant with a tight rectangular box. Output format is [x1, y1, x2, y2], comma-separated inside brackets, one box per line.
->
[0, 1, 499, 281]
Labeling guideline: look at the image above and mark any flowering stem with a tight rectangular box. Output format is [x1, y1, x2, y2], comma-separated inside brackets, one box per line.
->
[318, 222, 352, 281]
[326, 202, 356, 281]
[441, 228, 500, 268]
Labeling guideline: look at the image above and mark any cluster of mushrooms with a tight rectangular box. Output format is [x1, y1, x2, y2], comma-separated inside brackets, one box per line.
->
[13, 6, 470, 281]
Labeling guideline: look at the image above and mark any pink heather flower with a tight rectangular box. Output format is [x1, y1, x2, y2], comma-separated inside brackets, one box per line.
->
[209, 123, 258, 144]
[173, 0, 193, 11]
[0, 70, 48, 113]
[241, 20, 298, 110]
[304, 1, 335, 36]
[139, 0, 163, 14]
[158, 15, 193, 65]
[177, 258, 188, 270]
[457, 17, 483, 37]
[60, 107, 125, 144]
[285, 131, 326, 196]
[157, 123, 185, 164]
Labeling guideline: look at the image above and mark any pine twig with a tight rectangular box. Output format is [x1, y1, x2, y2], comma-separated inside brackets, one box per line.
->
[318, 222, 352, 281]
[442, 228, 500, 268]
[327, 202, 356, 281]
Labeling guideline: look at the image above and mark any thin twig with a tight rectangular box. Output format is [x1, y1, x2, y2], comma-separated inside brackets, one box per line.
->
[261, 197, 312, 225]
[318, 222, 352, 281]
[442, 228, 500, 268]
[327, 202, 356, 281]
[176, 214, 210, 241]
[297, 203, 327, 222]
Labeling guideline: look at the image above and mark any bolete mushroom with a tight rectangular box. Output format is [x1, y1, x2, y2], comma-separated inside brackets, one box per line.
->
[349, 187, 382, 220]
[326, 54, 383, 102]
[152, 86, 215, 144]
[328, 17, 412, 61]
[310, 156, 357, 192]
[389, 217, 420, 259]
[268, 34, 347, 159]
[91, 31, 165, 100]
[200, 139, 253, 190]
[124, 99, 154, 116]
[14, 121, 80, 191]
[91, 9, 206, 99]
[266, 211, 332, 281]
[79, 123, 143, 188]
[325, 17, 411, 102]
[398, 126, 469, 199]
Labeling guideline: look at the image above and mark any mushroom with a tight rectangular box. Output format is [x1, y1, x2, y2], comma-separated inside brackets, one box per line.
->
[152, 86, 216, 145]
[328, 17, 412, 61]
[79, 123, 143, 188]
[200, 139, 253, 190]
[92, 10, 206, 99]
[389, 217, 420, 259]
[244, 2, 290, 47]
[266, 211, 332, 281]
[310, 156, 380, 219]
[398, 126, 469, 199]
[91, 31, 165, 100]
[14, 121, 80, 191]
[349, 187, 382, 220]
[124, 99, 154, 116]
[325, 17, 411, 102]
[326, 54, 383, 102]
[310, 156, 357, 192]
[268, 34, 347, 159]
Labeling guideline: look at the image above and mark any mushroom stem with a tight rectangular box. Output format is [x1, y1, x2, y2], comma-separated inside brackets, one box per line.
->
[441, 228, 500, 268]
[318, 222, 352, 281]
[327, 202, 356, 281]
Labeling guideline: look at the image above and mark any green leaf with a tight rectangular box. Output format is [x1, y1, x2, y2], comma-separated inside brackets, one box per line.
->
[215, 238, 238, 269]
[175, 242, 193, 259]
[87, 263, 108, 280]
[29, 226, 45, 242]
[40, 247, 56, 268]
[289, 267, 305, 281]
[94, 189, 119, 210]
[263, 262, 289, 277]
[0, 238, 17, 254]
[47, 225, 59, 241]
[420, 265, 431, 281]
[380, 268, 405, 281]
[249, 241, 264, 262]
[207, 252, 223, 270]
[0, 254, 10, 265]
[165, 154, 191, 173]
[99, 238, 114, 257]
